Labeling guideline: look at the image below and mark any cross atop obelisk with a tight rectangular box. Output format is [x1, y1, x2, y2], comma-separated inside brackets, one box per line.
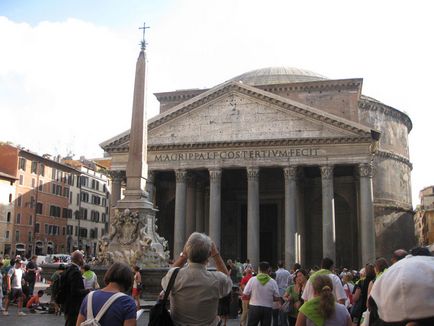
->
[139, 22, 150, 50]
[117, 23, 152, 208]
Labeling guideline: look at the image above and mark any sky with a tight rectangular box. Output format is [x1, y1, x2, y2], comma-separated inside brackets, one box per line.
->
[0, 0, 432, 206]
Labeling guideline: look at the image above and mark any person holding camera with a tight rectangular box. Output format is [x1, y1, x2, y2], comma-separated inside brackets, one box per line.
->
[161, 232, 232, 325]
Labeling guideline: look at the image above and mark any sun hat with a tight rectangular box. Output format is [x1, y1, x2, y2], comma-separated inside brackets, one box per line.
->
[370, 255, 434, 322]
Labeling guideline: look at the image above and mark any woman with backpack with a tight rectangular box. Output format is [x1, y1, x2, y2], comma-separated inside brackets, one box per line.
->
[76, 262, 137, 326]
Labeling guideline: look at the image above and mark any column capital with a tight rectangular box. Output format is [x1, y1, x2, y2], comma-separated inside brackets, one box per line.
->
[320, 165, 334, 180]
[209, 168, 222, 182]
[358, 163, 373, 178]
[175, 169, 188, 183]
[283, 166, 298, 180]
[247, 167, 260, 181]
[109, 170, 125, 181]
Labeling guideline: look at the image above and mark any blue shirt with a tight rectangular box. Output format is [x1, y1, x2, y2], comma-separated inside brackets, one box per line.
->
[79, 290, 136, 325]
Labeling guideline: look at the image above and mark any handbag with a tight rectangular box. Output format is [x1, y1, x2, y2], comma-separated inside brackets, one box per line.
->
[280, 300, 293, 313]
[350, 297, 363, 319]
[148, 268, 180, 326]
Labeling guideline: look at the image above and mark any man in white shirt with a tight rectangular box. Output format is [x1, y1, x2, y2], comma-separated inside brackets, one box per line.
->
[243, 261, 281, 326]
[3, 259, 26, 316]
[301, 257, 346, 304]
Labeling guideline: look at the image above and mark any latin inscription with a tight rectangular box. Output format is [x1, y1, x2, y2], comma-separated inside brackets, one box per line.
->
[152, 148, 320, 162]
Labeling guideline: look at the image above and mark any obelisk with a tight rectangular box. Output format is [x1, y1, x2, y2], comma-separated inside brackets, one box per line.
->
[117, 23, 151, 209]
[97, 24, 169, 268]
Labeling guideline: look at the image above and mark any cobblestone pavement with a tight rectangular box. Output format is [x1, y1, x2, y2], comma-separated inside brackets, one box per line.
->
[1, 306, 241, 325]
[0, 283, 241, 325]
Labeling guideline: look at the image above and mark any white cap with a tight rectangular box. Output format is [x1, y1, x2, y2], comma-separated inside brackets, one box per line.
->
[371, 255, 434, 322]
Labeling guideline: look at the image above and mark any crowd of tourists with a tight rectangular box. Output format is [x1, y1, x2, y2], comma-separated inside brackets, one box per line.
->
[160, 233, 434, 326]
[1, 237, 433, 326]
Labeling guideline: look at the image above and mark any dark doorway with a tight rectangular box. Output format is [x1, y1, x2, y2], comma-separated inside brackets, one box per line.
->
[260, 204, 278, 265]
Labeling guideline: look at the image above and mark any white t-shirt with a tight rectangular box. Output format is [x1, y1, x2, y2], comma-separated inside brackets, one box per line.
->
[243, 276, 280, 308]
[302, 273, 346, 302]
[8, 267, 24, 289]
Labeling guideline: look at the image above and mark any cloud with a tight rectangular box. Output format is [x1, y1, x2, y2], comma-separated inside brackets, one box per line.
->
[0, 17, 143, 157]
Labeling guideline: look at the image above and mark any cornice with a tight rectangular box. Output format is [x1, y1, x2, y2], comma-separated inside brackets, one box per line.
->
[257, 78, 363, 94]
[359, 97, 412, 132]
[375, 150, 413, 169]
[147, 137, 372, 152]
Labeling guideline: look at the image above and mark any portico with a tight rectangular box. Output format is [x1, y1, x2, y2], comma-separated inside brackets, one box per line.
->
[101, 67, 410, 269]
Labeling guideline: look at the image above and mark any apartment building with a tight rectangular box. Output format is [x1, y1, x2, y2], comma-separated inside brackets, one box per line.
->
[63, 157, 111, 256]
[0, 144, 79, 256]
[414, 186, 434, 246]
[0, 170, 17, 256]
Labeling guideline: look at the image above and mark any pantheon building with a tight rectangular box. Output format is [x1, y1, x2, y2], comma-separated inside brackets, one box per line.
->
[101, 67, 414, 269]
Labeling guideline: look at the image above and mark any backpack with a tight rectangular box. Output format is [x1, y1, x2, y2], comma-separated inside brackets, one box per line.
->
[80, 291, 126, 326]
[55, 269, 68, 305]
[148, 267, 180, 326]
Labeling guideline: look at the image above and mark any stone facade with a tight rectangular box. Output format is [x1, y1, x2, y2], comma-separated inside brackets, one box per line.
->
[101, 67, 415, 268]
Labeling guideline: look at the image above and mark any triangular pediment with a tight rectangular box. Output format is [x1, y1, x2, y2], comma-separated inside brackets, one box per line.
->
[101, 81, 377, 152]
[147, 82, 374, 146]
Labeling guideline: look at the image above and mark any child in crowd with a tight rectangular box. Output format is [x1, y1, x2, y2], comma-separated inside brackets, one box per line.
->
[26, 290, 44, 313]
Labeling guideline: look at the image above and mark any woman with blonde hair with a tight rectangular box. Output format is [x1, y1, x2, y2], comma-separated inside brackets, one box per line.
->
[296, 275, 351, 326]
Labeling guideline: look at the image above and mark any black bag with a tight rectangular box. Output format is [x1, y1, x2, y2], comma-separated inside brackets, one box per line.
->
[55, 269, 68, 305]
[148, 268, 180, 326]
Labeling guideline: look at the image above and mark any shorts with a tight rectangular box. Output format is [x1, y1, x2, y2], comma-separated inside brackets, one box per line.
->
[132, 288, 141, 297]
[8, 288, 24, 301]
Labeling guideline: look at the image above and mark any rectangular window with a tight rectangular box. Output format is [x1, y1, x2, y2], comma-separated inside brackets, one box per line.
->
[30, 196, 35, 208]
[56, 185, 62, 196]
[80, 208, 88, 220]
[35, 223, 40, 233]
[16, 213, 21, 224]
[51, 184, 56, 194]
[40, 164, 45, 176]
[31, 161, 37, 174]
[38, 180, 43, 191]
[45, 224, 48, 234]
[102, 198, 107, 207]
[81, 192, 89, 203]
[28, 232, 32, 242]
[74, 226, 78, 236]
[62, 227, 65, 235]
[79, 228, 87, 238]
[19, 157, 26, 171]
[63, 187, 69, 198]
[15, 231, 19, 242]
[49, 205, 61, 217]
[51, 168, 56, 180]
[29, 215, 33, 225]
[102, 213, 106, 223]
[91, 195, 101, 205]
[7, 212, 11, 222]
[36, 202, 43, 214]
[32, 178, 36, 188]
[6, 230, 9, 239]
[70, 191, 73, 204]
[67, 225, 73, 235]
[19, 175, 24, 185]
[17, 194, 22, 207]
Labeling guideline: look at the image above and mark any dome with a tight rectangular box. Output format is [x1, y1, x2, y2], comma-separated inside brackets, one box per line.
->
[229, 67, 327, 86]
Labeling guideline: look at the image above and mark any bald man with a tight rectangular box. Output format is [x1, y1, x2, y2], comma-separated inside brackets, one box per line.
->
[63, 250, 89, 326]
